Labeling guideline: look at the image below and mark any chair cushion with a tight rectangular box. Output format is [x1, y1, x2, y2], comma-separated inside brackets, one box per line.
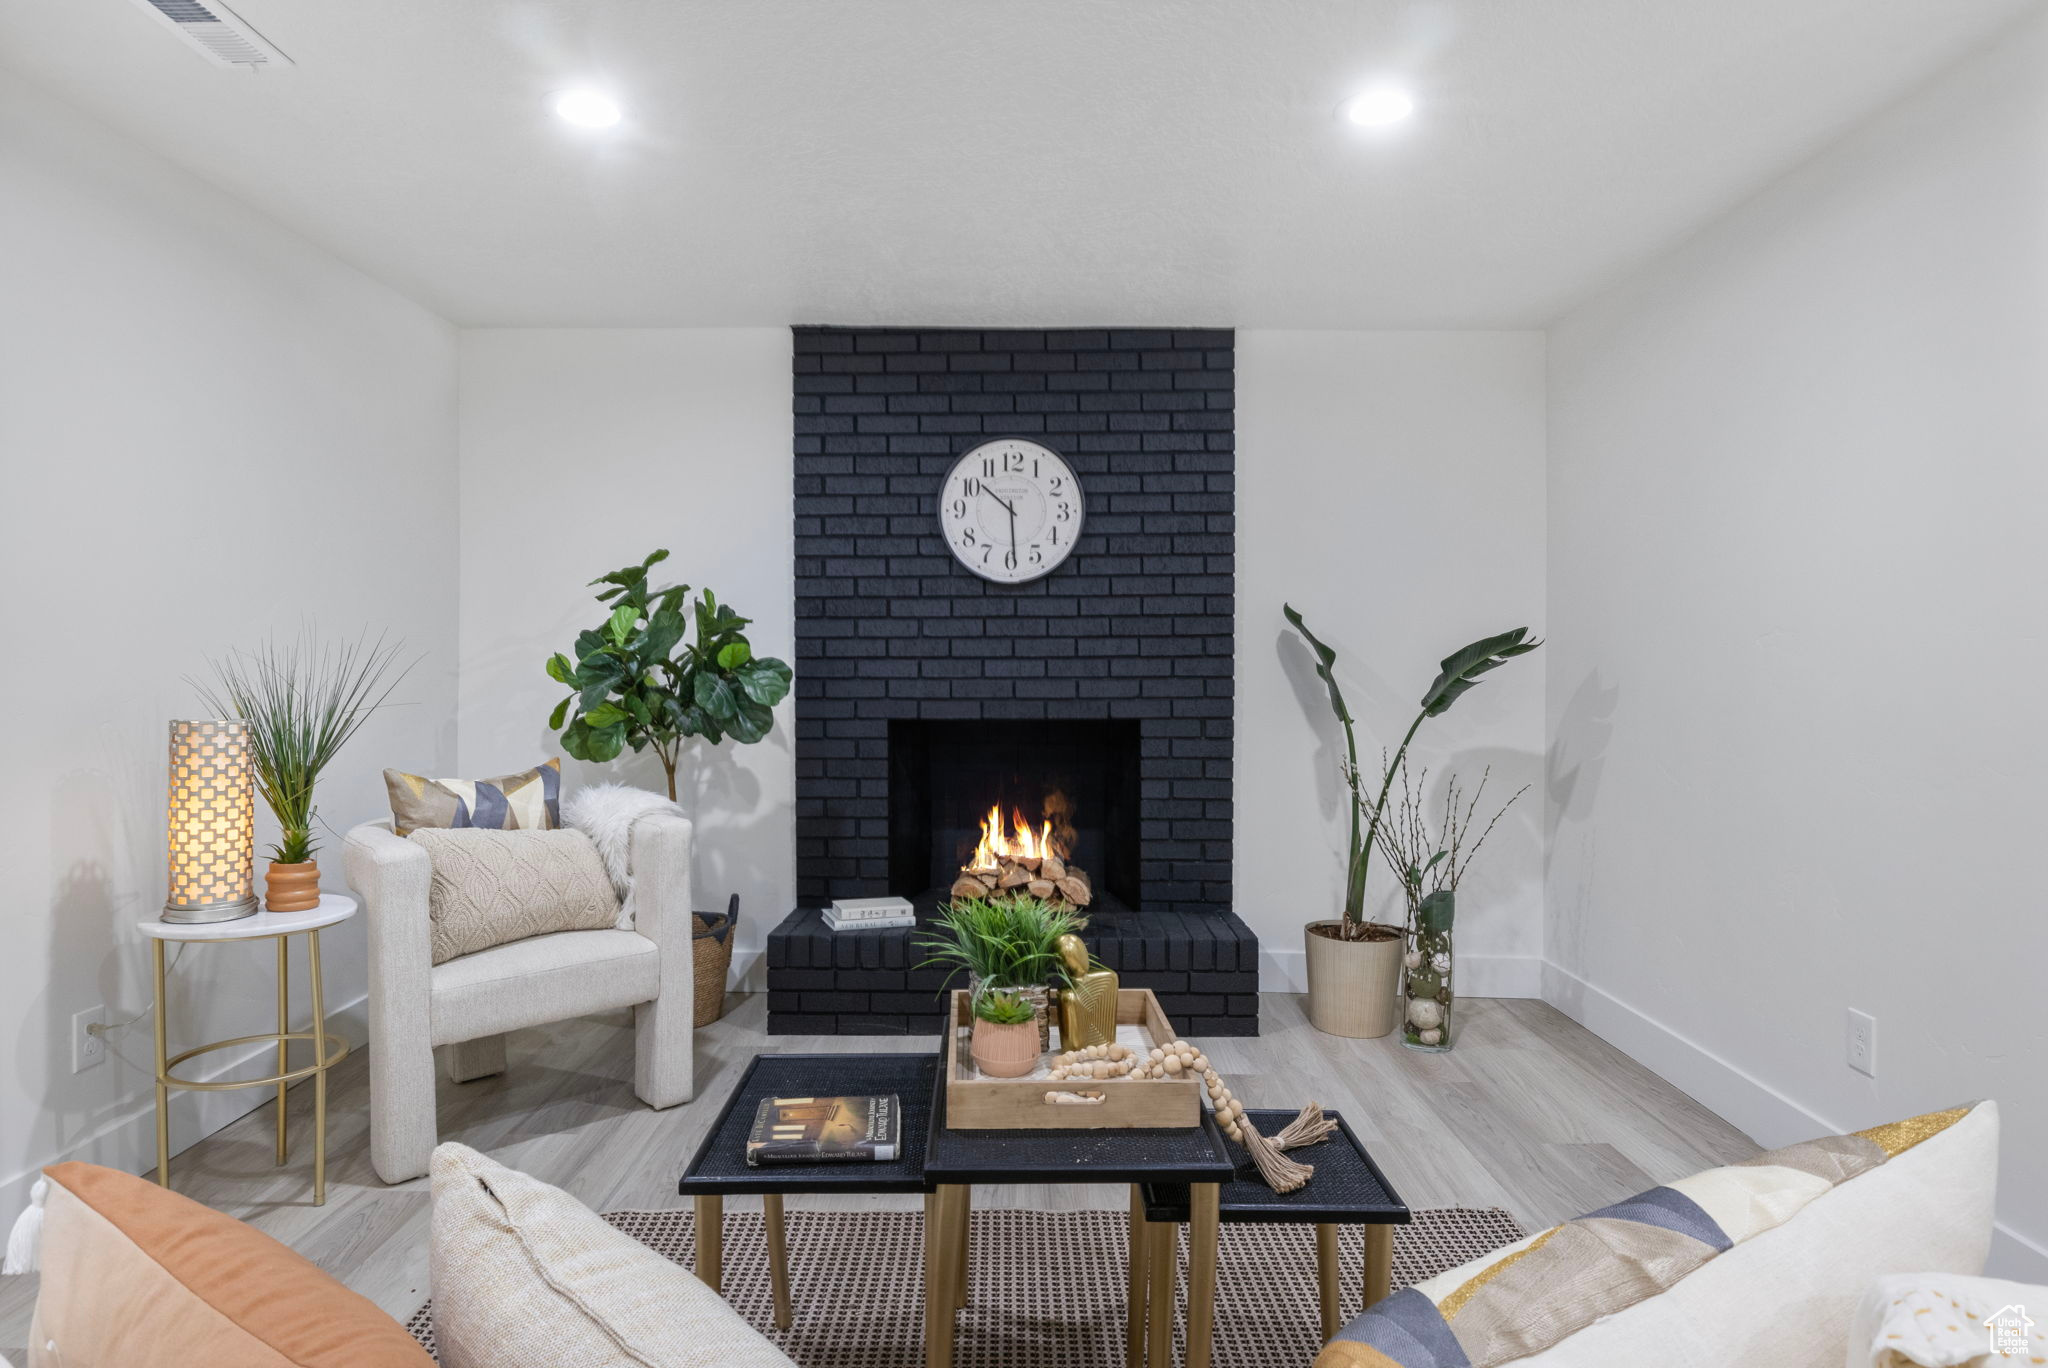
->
[385, 758, 560, 836]
[409, 827, 620, 963]
[429, 1142, 794, 1368]
[431, 928, 658, 1045]
[1317, 1101, 1998, 1368]
[28, 1162, 431, 1368]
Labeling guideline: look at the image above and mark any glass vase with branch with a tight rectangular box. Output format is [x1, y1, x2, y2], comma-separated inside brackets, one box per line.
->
[1375, 759, 1528, 1051]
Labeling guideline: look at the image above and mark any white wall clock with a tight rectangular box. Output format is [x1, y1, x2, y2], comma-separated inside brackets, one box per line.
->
[938, 438, 1085, 584]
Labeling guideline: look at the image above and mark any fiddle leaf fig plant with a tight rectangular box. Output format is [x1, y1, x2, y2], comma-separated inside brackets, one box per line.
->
[547, 549, 793, 800]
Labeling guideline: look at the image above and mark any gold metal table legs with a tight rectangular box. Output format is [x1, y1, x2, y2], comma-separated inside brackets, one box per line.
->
[151, 928, 347, 1205]
[694, 1194, 725, 1291]
[922, 1185, 967, 1368]
[1363, 1224, 1393, 1310]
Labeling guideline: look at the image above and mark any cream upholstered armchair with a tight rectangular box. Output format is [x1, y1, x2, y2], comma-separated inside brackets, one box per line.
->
[343, 813, 695, 1184]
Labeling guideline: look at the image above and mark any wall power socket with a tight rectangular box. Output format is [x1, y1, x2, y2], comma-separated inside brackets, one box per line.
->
[73, 1004, 108, 1072]
[1846, 1008, 1877, 1077]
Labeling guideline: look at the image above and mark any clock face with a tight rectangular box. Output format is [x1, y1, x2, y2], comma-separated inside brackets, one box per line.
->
[937, 438, 1085, 584]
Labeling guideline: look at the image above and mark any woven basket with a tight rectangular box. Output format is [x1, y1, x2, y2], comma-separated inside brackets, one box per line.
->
[692, 893, 737, 1027]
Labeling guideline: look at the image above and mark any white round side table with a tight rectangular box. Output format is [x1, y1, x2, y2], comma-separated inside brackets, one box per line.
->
[137, 893, 357, 1205]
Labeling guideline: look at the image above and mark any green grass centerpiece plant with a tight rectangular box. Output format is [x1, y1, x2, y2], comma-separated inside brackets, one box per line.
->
[196, 631, 411, 912]
[917, 894, 1092, 1052]
[1283, 604, 1539, 1037]
[545, 549, 793, 801]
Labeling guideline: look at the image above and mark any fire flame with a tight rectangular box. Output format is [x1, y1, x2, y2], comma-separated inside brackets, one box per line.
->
[966, 803, 1059, 869]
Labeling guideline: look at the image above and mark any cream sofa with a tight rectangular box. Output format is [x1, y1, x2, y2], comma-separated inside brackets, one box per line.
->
[343, 813, 696, 1184]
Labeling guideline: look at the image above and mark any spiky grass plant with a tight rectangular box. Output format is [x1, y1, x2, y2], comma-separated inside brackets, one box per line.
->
[916, 894, 1089, 992]
[194, 631, 412, 864]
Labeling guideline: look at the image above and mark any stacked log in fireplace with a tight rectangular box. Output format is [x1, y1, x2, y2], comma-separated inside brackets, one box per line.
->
[946, 802, 1094, 909]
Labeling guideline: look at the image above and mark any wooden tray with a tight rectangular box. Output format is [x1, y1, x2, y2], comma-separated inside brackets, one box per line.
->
[943, 988, 1202, 1130]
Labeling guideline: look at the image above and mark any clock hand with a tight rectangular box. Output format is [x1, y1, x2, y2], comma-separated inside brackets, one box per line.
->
[983, 488, 1017, 517]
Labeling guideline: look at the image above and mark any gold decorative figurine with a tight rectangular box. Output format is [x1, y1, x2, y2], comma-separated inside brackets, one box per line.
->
[1056, 933, 1118, 1049]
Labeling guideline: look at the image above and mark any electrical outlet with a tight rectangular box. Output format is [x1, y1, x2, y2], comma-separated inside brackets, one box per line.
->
[72, 1005, 107, 1072]
[1846, 1008, 1876, 1077]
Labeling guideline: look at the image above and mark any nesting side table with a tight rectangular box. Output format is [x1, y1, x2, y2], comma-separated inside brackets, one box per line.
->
[136, 893, 356, 1205]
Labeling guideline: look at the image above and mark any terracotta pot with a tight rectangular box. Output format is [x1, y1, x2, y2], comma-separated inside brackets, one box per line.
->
[1303, 920, 1404, 1038]
[970, 1018, 1042, 1078]
[264, 860, 321, 913]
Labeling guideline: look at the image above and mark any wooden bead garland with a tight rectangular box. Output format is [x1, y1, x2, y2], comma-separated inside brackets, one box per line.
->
[1047, 1041, 1136, 1082]
[1041, 1034, 1338, 1193]
[1126, 1039, 1336, 1194]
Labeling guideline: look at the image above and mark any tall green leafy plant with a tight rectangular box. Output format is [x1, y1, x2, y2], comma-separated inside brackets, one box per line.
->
[1285, 606, 1540, 940]
[195, 632, 411, 864]
[916, 896, 1090, 992]
[546, 549, 793, 800]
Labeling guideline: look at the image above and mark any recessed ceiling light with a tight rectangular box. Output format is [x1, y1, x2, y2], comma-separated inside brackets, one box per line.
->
[552, 90, 622, 129]
[1342, 89, 1415, 128]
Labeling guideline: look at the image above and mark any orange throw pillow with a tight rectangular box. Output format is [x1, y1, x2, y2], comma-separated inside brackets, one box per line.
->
[29, 1162, 431, 1368]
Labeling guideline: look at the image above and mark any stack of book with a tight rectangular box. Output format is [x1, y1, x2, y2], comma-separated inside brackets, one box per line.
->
[823, 896, 915, 931]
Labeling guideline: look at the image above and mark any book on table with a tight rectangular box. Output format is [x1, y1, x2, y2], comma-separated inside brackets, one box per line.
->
[829, 896, 914, 920]
[823, 910, 915, 932]
[746, 1094, 901, 1165]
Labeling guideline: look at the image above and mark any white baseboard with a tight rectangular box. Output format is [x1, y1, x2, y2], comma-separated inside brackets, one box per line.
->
[1260, 947, 1543, 998]
[1537, 961, 2048, 1284]
[731, 948, 767, 993]
[0, 993, 368, 1241]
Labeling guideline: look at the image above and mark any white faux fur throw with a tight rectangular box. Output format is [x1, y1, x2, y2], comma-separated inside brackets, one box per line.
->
[562, 782, 684, 929]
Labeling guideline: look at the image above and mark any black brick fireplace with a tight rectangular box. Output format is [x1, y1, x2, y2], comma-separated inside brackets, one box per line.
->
[765, 326, 1259, 1036]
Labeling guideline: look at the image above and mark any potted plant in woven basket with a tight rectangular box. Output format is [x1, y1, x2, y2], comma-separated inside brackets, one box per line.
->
[1284, 605, 1539, 1038]
[544, 549, 792, 1025]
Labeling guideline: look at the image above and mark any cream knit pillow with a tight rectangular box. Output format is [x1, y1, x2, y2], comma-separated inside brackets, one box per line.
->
[428, 1144, 794, 1368]
[407, 829, 619, 964]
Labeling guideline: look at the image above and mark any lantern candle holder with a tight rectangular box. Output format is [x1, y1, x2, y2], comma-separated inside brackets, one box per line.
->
[162, 718, 258, 924]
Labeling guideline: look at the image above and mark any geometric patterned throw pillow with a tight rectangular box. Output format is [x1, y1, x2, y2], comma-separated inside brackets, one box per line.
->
[1316, 1103, 1985, 1368]
[383, 758, 560, 837]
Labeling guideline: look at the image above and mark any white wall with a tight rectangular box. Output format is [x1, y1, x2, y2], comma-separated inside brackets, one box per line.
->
[1237, 333, 1549, 992]
[0, 72, 459, 1219]
[1546, 15, 2048, 1278]
[456, 330, 796, 981]
[457, 329, 1550, 993]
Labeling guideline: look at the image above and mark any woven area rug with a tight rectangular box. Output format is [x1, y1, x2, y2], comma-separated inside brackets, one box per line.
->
[406, 1206, 1521, 1365]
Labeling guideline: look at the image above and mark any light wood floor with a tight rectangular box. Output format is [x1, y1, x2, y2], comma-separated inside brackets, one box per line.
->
[0, 992, 1756, 1350]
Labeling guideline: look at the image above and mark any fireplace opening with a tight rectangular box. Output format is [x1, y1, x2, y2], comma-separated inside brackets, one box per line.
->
[887, 719, 1142, 912]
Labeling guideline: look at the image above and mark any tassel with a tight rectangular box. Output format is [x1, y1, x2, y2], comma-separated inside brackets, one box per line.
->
[1240, 1121, 1316, 1193]
[1270, 1100, 1339, 1153]
[3, 1177, 47, 1275]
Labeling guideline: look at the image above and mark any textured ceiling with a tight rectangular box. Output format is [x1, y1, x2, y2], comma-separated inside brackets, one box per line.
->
[1, 0, 2032, 327]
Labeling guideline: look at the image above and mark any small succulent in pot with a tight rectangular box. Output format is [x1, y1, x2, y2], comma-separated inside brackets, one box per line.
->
[969, 987, 1043, 1078]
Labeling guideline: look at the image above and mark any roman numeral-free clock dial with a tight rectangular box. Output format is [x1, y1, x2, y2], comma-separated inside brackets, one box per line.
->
[939, 438, 1084, 584]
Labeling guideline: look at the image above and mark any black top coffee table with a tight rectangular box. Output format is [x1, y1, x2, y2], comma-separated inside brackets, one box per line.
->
[1142, 1108, 1410, 1343]
[678, 1052, 936, 1328]
[921, 1052, 1237, 1368]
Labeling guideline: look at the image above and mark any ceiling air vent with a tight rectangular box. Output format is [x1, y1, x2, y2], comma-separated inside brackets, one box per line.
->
[133, 0, 292, 70]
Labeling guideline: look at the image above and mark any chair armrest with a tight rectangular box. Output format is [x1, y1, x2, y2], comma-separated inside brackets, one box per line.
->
[344, 821, 434, 1043]
[629, 812, 695, 1009]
